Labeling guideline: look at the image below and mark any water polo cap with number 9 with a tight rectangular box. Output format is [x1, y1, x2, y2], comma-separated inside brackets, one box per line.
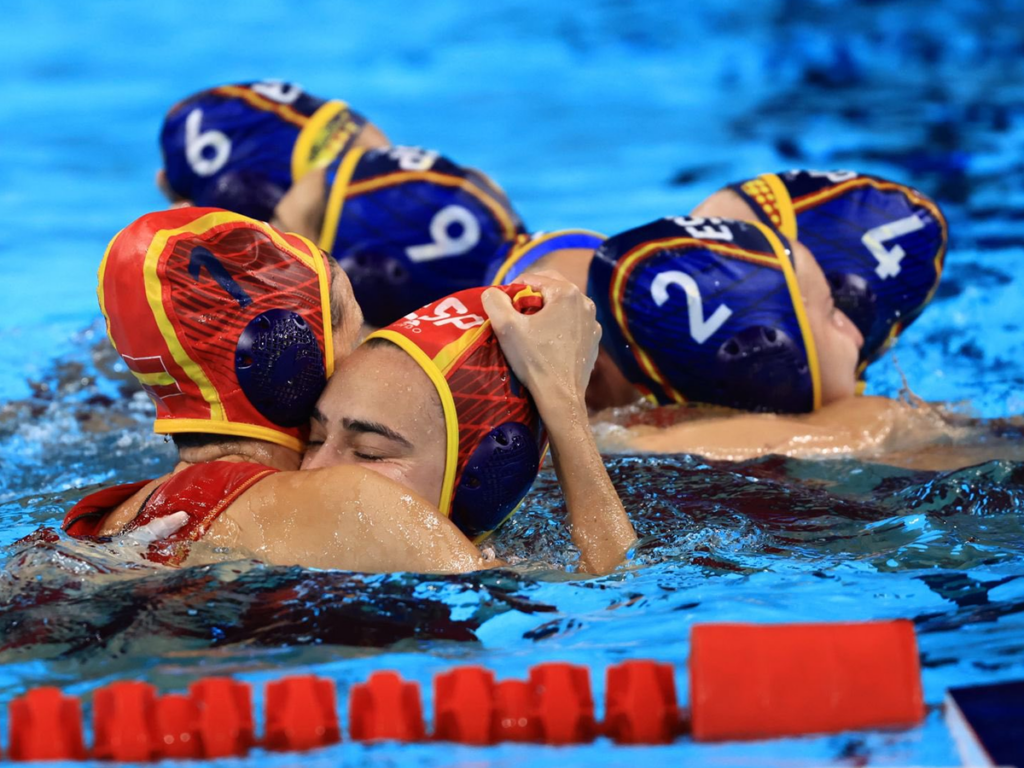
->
[99, 207, 334, 451]
[318, 145, 527, 327]
[589, 216, 822, 413]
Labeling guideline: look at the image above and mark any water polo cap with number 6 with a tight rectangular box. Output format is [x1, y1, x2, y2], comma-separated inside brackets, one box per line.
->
[161, 81, 368, 221]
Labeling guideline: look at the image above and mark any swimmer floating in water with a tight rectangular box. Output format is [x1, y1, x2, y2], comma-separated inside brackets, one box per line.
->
[63, 208, 635, 574]
[486, 175, 1008, 467]
[158, 80, 389, 221]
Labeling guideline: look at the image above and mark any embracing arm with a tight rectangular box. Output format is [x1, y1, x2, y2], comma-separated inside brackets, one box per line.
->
[213, 466, 492, 573]
[483, 274, 637, 574]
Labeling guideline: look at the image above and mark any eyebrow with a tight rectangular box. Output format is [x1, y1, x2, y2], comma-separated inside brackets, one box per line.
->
[342, 417, 413, 448]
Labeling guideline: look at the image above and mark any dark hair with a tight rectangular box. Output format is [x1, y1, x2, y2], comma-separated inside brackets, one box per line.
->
[171, 433, 238, 451]
[327, 256, 344, 333]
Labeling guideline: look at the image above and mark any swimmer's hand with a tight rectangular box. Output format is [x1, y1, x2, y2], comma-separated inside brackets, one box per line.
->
[120, 511, 189, 546]
[482, 270, 601, 406]
[484, 273, 636, 575]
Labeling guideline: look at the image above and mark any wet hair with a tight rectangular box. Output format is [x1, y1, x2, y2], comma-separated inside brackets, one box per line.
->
[327, 256, 344, 333]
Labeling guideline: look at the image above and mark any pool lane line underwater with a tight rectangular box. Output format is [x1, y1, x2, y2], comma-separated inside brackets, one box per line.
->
[2, 619, 933, 761]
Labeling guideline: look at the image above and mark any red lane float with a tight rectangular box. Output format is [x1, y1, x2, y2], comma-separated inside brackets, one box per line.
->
[8, 687, 86, 761]
[349, 671, 425, 742]
[605, 660, 679, 744]
[530, 663, 596, 745]
[264, 675, 340, 752]
[189, 678, 254, 757]
[689, 619, 926, 741]
[433, 666, 497, 745]
[92, 681, 159, 761]
[153, 693, 200, 759]
[492, 679, 540, 742]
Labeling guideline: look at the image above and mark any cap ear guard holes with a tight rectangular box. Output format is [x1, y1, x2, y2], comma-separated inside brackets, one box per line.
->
[235, 309, 327, 428]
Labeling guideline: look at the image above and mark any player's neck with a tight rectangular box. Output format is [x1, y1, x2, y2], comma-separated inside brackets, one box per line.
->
[177, 439, 301, 472]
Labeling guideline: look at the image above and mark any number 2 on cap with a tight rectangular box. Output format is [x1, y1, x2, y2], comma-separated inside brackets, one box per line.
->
[650, 271, 733, 344]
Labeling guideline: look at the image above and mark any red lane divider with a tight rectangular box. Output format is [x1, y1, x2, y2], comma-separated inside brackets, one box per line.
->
[189, 678, 254, 757]
[689, 619, 926, 741]
[605, 660, 679, 744]
[433, 666, 497, 744]
[264, 675, 340, 752]
[349, 671, 425, 742]
[8, 687, 86, 761]
[92, 681, 159, 761]
[530, 663, 596, 744]
[492, 679, 540, 742]
[0, 620, 927, 760]
[153, 693, 200, 759]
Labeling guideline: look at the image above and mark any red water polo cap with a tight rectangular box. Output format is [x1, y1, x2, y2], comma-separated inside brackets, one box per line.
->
[99, 208, 334, 451]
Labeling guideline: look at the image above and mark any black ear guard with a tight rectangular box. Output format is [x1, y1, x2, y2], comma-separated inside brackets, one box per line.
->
[235, 309, 326, 428]
[828, 272, 877, 348]
[450, 421, 541, 539]
[713, 326, 810, 413]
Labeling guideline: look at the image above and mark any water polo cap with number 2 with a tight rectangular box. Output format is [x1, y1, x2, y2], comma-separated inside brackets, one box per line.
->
[366, 285, 548, 541]
[589, 216, 822, 413]
[99, 207, 334, 451]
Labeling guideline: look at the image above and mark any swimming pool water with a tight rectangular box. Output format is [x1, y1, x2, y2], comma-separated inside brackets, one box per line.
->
[2, 0, 1024, 764]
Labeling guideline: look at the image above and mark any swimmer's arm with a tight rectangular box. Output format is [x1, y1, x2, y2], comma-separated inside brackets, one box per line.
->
[483, 274, 637, 575]
[623, 396, 904, 459]
[543, 395, 638, 575]
[271, 169, 327, 241]
[216, 466, 494, 574]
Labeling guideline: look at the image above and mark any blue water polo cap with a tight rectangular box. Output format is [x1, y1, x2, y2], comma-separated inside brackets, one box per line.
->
[589, 216, 821, 413]
[318, 146, 526, 327]
[486, 229, 607, 285]
[729, 170, 947, 366]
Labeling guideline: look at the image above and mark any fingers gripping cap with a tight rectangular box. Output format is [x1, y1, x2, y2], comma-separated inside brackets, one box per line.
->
[731, 170, 947, 364]
[365, 286, 547, 540]
[588, 216, 821, 413]
[99, 208, 334, 451]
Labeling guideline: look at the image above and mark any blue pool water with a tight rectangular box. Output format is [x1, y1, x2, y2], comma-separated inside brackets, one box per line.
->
[2, 0, 1024, 764]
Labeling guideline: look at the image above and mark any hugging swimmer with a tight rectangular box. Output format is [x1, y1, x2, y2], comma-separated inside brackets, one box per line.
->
[64, 208, 635, 573]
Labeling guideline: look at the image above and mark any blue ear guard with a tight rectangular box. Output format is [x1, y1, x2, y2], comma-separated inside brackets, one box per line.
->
[336, 246, 412, 328]
[204, 170, 288, 223]
[827, 271, 877, 348]
[450, 421, 540, 539]
[715, 326, 809, 413]
[235, 309, 326, 427]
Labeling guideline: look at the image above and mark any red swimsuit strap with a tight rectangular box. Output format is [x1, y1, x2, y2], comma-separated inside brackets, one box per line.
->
[121, 461, 277, 565]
